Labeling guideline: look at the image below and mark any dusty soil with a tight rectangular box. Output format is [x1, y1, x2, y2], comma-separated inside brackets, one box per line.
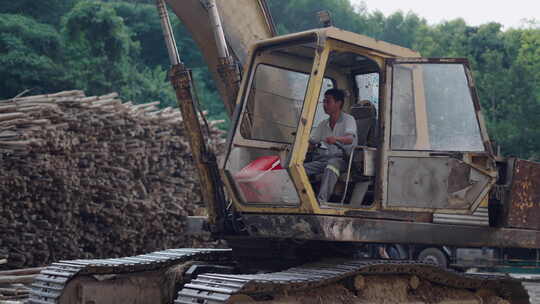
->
[234, 274, 510, 304]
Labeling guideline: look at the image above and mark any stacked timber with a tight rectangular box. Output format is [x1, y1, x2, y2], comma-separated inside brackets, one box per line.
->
[0, 267, 41, 302]
[0, 91, 225, 268]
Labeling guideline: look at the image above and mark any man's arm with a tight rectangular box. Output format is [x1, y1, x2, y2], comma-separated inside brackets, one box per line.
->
[325, 115, 357, 145]
[324, 134, 354, 145]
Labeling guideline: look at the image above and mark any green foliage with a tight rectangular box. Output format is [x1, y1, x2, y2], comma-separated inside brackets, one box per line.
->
[192, 67, 228, 124]
[137, 66, 178, 108]
[0, 14, 69, 98]
[1, 0, 539, 155]
[268, 0, 362, 34]
[61, 1, 139, 99]
[267, 1, 427, 48]
[379, 11, 424, 48]
[107, 2, 220, 121]
[268, 0, 358, 34]
[517, 29, 540, 100]
[110, 2, 206, 68]
[58, 1, 182, 109]
[0, 0, 79, 26]
[509, 28, 540, 156]
[108, 2, 173, 67]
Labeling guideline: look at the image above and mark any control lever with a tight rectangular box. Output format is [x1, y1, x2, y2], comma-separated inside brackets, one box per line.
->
[334, 141, 348, 158]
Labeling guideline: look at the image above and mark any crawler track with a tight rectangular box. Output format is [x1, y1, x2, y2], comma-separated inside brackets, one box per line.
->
[175, 259, 531, 303]
[28, 248, 233, 304]
[28, 248, 539, 304]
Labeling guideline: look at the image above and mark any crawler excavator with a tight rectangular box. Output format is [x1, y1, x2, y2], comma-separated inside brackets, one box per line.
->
[28, 0, 540, 303]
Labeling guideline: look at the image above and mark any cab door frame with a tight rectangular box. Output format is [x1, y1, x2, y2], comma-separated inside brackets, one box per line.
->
[380, 58, 497, 214]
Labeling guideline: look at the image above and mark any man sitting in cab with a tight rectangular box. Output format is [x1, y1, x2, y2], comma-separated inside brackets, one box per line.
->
[305, 88, 357, 202]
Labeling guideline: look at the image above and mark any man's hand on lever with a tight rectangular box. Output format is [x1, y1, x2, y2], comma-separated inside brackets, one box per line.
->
[325, 136, 338, 145]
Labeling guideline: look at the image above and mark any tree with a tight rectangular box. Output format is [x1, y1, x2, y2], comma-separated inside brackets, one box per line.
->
[0, 14, 69, 99]
[109, 2, 205, 68]
[510, 28, 540, 158]
[60, 1, 225, 121]
[414, 19, 470, 57]
[379, 11, 424, 48]
[61, 1, 142, 100]
[109, 2, 225, 119]
[516, 28, 540, 102]
[0, 0, 79, 26]
[268, 0, 365, 34]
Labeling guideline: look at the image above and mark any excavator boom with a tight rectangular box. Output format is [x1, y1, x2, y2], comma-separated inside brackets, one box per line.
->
[166, 0, 275, 115]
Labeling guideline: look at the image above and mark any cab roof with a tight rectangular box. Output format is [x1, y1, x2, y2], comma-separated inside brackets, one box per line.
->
[251, 27, 421, 59]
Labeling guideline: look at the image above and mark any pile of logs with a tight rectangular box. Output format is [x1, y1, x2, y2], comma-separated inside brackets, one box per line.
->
[0, 90, 225, 268]
[0, 267, 41, 302]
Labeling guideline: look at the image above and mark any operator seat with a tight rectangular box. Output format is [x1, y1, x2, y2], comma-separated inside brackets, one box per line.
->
[350, 100, 377, 147]
[348, 99, 377, 176]
[338, 100, 378, 206]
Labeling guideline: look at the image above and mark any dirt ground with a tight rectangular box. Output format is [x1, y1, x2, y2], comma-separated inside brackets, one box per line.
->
[234, 275, 509, 304]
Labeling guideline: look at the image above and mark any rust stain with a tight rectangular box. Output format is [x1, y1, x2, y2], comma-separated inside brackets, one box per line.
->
[505, 159, 540, 230]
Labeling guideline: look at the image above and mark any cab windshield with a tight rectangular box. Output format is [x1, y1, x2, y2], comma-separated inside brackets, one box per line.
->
[240, 64, 309, 144]
[225, 39, 323, 205]
[391, 63, 484, 152]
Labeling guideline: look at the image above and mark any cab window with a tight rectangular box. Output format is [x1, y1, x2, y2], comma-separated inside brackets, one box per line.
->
[390, 63, 484, 152]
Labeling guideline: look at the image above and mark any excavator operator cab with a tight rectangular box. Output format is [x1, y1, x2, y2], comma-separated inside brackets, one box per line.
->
[222, 27, 495, 221]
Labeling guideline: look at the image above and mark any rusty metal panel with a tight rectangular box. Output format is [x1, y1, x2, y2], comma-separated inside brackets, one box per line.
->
[344, 209, 432, 222]
[505, 159, 540, 229]
[388, 157, 449, 208]
[387, 157, 490, 210]
[239, 213, 540, 248]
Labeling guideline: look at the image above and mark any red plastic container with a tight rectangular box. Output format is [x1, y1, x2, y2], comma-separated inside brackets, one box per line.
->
[234, 155, 283, 202]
